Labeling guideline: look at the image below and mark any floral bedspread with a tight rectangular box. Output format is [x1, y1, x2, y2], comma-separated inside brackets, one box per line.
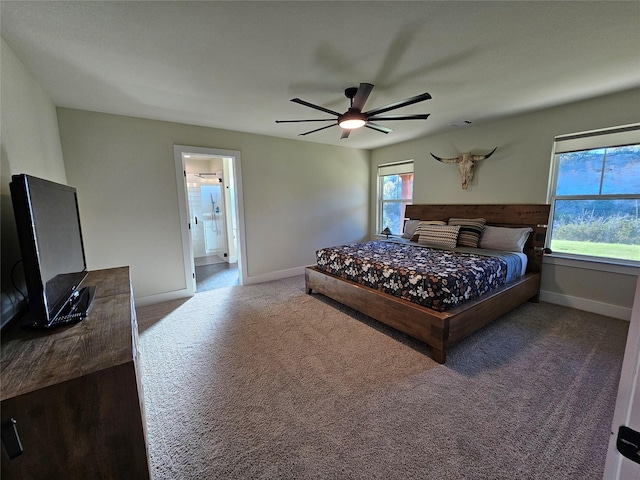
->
[315, 241, 514, 312]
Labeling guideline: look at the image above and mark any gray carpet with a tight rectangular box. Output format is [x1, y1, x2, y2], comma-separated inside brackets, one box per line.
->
[136, 275, 628, 479]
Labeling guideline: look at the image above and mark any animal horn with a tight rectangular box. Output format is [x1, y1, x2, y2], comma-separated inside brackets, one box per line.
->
[471, 147, 497, 162]
[430, 153, 460, 163]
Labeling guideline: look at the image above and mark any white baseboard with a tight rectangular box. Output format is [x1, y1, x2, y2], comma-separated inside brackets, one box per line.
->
[135, 288, 192, 307]
[540, 289, 632, 321]
[242, 266, 307, 285]
[134, 281, 633, 323]
[134, 267, 307, 307]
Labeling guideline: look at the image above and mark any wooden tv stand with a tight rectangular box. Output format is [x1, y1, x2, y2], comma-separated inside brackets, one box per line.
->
[1, 267, 150, 479]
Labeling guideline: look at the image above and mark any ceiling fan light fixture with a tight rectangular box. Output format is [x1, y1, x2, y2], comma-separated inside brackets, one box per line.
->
[338, 110, 366, 130]
[339, 118, 366, 130]
[276, 83, 431, 138]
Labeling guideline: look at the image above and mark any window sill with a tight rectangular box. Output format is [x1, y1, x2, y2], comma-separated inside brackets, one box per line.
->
[372, 234, 401, 240]
[543, 253, 639, 276]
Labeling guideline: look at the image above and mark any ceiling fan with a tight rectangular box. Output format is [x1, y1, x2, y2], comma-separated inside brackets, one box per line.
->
[276, 83, 431, 139]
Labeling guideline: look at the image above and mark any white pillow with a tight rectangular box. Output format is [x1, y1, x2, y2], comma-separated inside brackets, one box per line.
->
[479, 226, 533, 253]
[401, 219, 421, 239]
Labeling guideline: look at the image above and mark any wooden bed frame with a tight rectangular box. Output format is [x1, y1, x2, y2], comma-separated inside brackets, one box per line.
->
[305, 204, 551, 363]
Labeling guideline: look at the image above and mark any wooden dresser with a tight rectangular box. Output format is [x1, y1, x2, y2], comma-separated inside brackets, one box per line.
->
[1, 267, 150, 479]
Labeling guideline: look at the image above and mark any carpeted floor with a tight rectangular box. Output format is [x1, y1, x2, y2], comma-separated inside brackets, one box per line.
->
[136, 275, 628, 479]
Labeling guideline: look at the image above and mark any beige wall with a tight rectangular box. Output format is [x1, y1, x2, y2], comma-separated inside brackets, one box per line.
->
[56, 109, 370, 301]
[371, 88, 640, 318]
[0, 39, 66, 190]
[1, 39, 68, 323]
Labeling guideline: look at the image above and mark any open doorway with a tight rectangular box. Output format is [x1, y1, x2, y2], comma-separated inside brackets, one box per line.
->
[174, 145, 246, 295]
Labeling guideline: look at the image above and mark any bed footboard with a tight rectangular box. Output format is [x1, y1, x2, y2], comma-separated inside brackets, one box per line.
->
[306, 267, 451, 362]
[305, 266, 541, 363]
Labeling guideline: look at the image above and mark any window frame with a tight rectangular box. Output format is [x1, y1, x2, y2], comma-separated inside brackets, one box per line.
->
[377, 161, 414, 236]
[546, 123, 640, 267]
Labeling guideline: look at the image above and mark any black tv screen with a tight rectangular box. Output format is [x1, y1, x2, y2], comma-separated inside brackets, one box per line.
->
[10, 174, 94, 327]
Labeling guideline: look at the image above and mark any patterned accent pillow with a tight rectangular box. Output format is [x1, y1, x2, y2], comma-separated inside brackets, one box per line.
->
[417, 224, 461, 249]
[411, 220, 447, 242]
[448, 218, 486, 248]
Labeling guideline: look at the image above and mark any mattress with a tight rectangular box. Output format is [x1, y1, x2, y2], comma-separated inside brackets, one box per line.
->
[315, 240, 525, 312]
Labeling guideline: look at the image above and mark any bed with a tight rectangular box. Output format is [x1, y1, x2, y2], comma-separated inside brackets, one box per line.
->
[305, 204, 550, 363]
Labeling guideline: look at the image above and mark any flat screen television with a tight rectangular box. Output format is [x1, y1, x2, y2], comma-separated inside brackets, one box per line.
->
[9, 174, 95, 328]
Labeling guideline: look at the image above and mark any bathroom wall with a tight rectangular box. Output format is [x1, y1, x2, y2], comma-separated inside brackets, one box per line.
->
[185, 158, 225, 263]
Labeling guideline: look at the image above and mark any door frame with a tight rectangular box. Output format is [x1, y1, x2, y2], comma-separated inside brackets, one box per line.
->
[173, 145, 247, 295]
[603, 273, 640, 478]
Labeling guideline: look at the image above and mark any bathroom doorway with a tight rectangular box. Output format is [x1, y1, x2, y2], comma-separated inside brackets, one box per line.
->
[185, 161, 228, 266]
[174, 146, 246, 295]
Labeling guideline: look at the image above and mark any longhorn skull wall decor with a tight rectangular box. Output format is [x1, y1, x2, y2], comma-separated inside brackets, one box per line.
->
[430, 147, 497, 189]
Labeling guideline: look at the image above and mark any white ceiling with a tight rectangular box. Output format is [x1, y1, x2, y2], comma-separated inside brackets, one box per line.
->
[2, 1, 639, 150]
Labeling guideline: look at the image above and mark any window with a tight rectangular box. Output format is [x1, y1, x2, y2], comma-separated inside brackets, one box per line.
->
[378, 161, 414, 235]
[547, 124, 640, 263]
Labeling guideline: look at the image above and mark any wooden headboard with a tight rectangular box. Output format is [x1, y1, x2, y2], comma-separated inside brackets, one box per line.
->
[404, 204, 551, 273]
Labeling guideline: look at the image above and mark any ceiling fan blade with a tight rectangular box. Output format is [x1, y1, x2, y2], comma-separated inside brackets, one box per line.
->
[298, 123, 337, 136]
[363, 92, 432, 117]
[352, 83, 374, 111]
[291, 98, 342, 116]
[367, 114, 430, 121]
[275, 119, 336, 123]
[341, 129, 351, 139]
[365, 122, 393, 134]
